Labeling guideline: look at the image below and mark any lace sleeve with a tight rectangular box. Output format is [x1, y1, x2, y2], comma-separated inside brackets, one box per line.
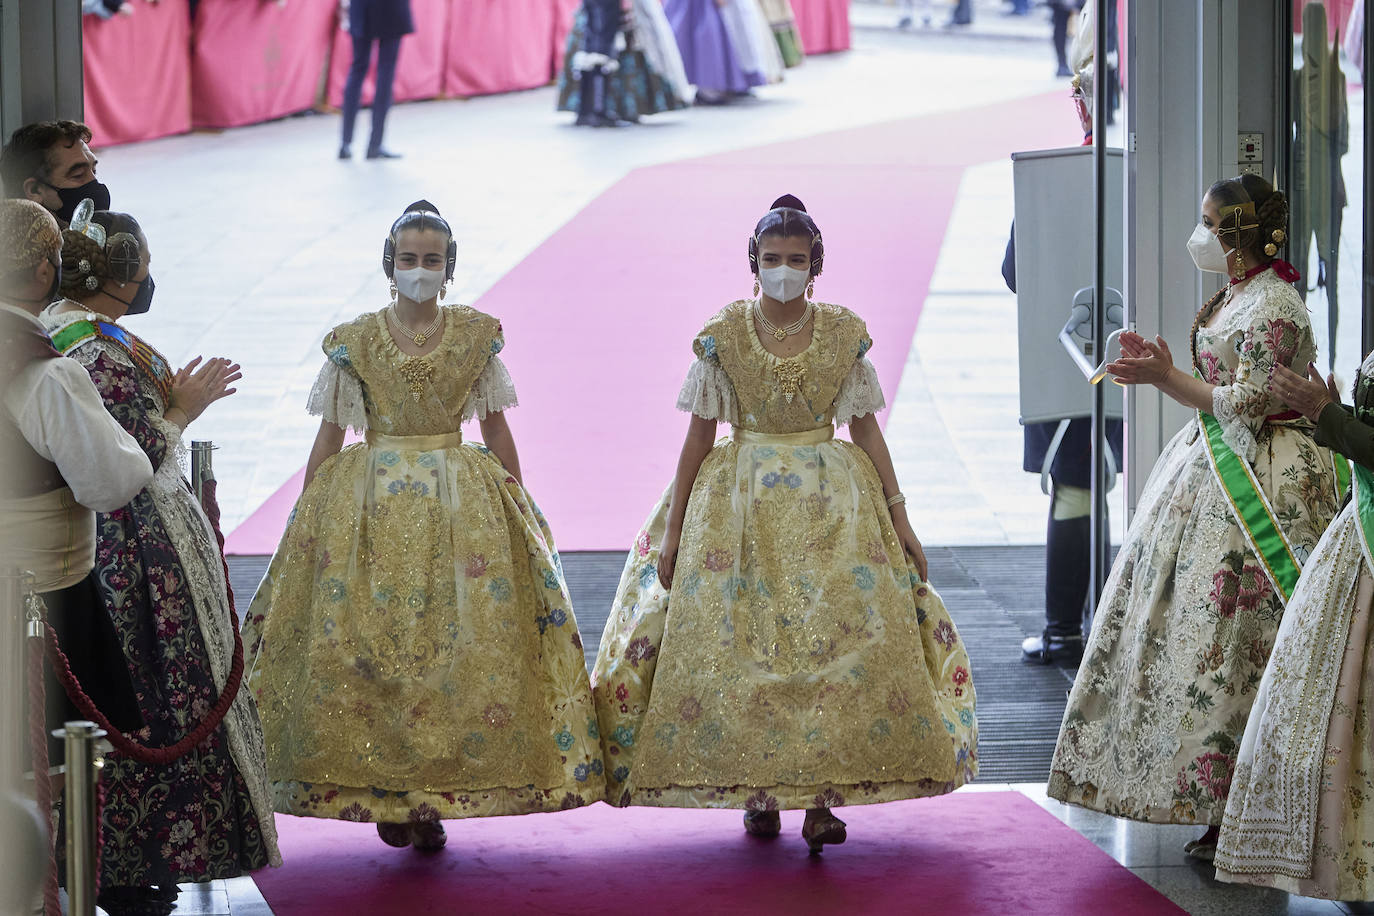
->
[833, 357, 887, 427]
[461, 355, 520, 422]
[676, 357, 738, 423]
[1212, 282, 1316, 462]
[306, 360, 368, 433]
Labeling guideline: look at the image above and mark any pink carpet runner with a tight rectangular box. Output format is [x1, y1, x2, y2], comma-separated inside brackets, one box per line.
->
[251, 791, 1185, 915]
[226, 93, 1081, 554]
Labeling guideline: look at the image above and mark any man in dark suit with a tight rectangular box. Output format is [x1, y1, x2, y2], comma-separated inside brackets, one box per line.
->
[339, 0, 414, 160]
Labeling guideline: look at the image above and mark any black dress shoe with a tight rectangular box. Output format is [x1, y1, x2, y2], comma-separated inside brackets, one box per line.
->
[366, 147, 402, 160]
[1021, 632, 1083, 665]
[96, 885, 178, 916]
[338, 144, 352, 160]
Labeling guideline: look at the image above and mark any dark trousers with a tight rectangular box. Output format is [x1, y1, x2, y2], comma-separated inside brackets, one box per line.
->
[583, 0, 620, 56]
[950, 0, 972, 24]
[1043, 485, 1112, 638]
[38, 572, 143, 764]
[341, 34, 402, 152]
[1052, 5, 1072, 70]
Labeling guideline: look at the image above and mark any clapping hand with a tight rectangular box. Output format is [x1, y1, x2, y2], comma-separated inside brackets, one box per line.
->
[1105, 331, 1177, 387]
[1270, 362, 1339, 422]
[170, 356, 242, 425]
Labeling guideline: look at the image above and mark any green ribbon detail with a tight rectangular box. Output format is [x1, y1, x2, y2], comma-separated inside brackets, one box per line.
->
[1357, 463, 1374, 569]
[1334, 452, 1353, 501]
[1198, 410, 1302, 603]
[47, 319, 98, 356]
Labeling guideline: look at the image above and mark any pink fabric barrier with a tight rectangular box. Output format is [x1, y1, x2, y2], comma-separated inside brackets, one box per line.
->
[443, 0, 556, 97]
[326, 0, 451, 107]
[82, 0, 192, 147]
[790, 0, 850, 55]
[552, 0, 581, 74]
[191, 0, 336, 130]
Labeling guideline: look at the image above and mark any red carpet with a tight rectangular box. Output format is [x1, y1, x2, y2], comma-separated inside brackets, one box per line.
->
[227, 93, 1080, 554]
[251, 791, 1184, 915]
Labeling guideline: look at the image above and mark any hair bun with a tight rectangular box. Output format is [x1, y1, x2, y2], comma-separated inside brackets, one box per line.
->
[770, 194, 806, 213]
[405, 199, 441, 216]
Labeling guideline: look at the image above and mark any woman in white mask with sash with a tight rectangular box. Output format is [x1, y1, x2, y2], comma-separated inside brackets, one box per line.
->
[592, 194, 977, 855]
[1213, 354, 1374, 900]
[1049, 174, 1344, 861]
[244, 200, 602, 851]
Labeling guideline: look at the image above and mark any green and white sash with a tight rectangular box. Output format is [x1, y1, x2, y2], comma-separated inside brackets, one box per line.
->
[1357, 463, 1374, 573]
[1198, 410, 1303, 604]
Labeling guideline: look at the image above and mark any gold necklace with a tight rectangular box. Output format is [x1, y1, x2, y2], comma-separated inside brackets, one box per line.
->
[753, 300, 813, 342]
[388, 305, 443, 346]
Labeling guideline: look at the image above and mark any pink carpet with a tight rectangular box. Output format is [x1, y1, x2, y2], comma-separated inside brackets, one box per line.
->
[251, 792, 1184, 915]
[227, 93, 1080, 554]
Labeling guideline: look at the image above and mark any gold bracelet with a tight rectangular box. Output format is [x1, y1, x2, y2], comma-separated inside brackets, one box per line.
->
[886, 492, 906, 508]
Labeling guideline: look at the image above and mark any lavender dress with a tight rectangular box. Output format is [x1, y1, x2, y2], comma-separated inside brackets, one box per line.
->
[665, 0, 765, 95]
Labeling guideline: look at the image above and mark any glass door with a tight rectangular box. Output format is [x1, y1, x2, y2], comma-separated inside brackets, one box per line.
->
[1289, 0, 1366, 382]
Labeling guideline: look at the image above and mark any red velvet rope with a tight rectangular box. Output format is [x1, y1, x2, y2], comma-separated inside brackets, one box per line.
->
[27, 630, 61, 916]
[41, 477, 245, 765]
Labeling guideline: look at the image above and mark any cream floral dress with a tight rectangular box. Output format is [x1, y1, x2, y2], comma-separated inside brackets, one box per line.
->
[1216, 350, 1374, 899]
[244, 305, 603, 823]
[1049, 269, 1343, 824]
[594, 300, 977, 811]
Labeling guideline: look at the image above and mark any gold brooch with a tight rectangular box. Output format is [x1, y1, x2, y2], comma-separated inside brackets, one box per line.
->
[399, 358, 433, 401]
[773, 361, 806, 404]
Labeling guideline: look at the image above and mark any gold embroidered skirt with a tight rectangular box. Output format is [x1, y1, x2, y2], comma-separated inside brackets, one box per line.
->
[244, 434, 603, 822]
[594, 427, 978, 810]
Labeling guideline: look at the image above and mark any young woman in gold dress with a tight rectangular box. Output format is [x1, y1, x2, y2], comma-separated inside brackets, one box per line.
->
[593, 195, 977, 854]
[244, 201, 602, 851]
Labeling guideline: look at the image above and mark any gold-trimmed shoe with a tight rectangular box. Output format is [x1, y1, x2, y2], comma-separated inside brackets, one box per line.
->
[743, 810, 781, 838]
[801, 809, 847, 855]
[376, 821, 412, 848]
[411, 819, 447, 851]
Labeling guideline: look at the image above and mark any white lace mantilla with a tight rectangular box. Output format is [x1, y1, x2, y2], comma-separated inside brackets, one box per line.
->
[833, 357, 886, 427]
[460, 355, 519, 423]
[306, 360, 368, 433]
[677, 357, 739, 424]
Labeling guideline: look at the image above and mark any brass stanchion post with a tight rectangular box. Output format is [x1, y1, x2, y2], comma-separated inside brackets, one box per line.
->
[60, 720, 105, 916]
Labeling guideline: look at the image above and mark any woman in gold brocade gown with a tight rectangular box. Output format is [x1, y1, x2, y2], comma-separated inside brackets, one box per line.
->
[244, 201, 602, 851]
[593, 195, 978, 855]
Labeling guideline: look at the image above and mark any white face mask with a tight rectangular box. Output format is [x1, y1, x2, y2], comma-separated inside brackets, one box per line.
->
[393, 266, 445, 302]
[758, 264, 810, 302]
[1186, 223, 1232, 274]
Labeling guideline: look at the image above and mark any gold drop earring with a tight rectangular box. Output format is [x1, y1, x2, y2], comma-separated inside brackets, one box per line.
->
[389, 279, 398, 304]
[1232, 247, 1247, 281]
[440, 282, 448, 301]
[753, 278, 760, 298]
[806, 279, 815, 300]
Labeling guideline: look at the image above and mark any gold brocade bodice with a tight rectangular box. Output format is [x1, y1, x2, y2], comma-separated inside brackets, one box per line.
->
[696, 300, 870, 434]
[324, 305, 502, 436]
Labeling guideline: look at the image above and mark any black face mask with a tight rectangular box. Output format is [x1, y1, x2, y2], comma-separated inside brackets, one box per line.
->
[43, 177, 112, 224]
[108, 276, 155, 315]
[46, 258, 63, 304]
